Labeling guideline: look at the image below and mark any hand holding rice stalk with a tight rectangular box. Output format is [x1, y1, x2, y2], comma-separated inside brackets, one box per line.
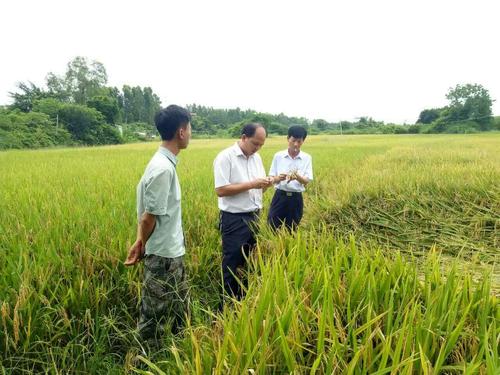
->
[286, 168, 299, 183]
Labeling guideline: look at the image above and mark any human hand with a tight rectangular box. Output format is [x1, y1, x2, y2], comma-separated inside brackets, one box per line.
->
[275, 173, 287, 183]
[124, 239, 145, 266]
[265, 176, 274, 186]
[253, 177, 273, 189]
[286, 170, 299, 183]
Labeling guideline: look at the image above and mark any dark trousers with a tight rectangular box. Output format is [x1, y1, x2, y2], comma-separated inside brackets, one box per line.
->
[220, 210, 259, 299]
[267, 190, 303, 231]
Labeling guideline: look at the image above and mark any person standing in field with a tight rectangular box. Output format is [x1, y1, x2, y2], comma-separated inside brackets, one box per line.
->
[124, 105, 192, 350]
[267, 125, 313, 231]
[213, 123, 273, 301]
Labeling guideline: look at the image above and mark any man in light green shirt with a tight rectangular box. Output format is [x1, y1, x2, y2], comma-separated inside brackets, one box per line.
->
[135, 146, 184, 258]
[124, 105, 192, 349]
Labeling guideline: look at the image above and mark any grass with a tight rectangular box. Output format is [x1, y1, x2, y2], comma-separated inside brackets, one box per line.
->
[0, 134, 498, 373]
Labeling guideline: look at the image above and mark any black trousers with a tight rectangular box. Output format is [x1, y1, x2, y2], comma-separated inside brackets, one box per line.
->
[220, 210, 259, 299]
[267, 190, 303, 231]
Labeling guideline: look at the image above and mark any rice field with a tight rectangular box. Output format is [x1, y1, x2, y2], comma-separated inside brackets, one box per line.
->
[0, 134, 498, 374]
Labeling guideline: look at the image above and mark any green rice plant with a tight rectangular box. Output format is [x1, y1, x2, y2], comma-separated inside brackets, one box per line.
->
[163, 229, 498, 374]
[0, 134, 498, 373]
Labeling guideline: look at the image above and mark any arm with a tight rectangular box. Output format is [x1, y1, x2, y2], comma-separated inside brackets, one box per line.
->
[294, 173, 310, 186]
[268, 154, 287, 185]
[125, 170, 170, 266]
[214, 152, 272, 197]
[216, 178, 272, 197]
[288, 157, 312, 186]
[272, 174, 287, 184]
[124, 212, 156, 266]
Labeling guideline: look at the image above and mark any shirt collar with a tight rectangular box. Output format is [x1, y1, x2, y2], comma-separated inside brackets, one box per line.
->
[158, 146, 178, 166]
[232, 142, 250, 158]
[285, 150, 302, 160]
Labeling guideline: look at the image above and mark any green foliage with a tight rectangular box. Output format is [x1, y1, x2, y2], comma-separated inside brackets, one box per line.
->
[188, 106, 310, 138]
[445, 83, 493, 129]
[311, 118, 329, 131]
[32, 98, 64, 119]
[494, 116, 500, 130]
[1, 135, 497, 372]
[87, 95, 119, 124]
[58, 103, 122, 145]
[228, 122, 244, 138]
[45, 72, 71, 102]
[407, 124, 421, 133]
[426, 119, 481, 134]
[122, 85, 161, 124]
[58, 103, 103, 143]
[1, 57, 166, 148]
[418, 83, 495, 133]
[3, 61, 499, 148]
[97, 123, 124, 145]
[47, 56, 108, 105]
[0, 109, 72, 149]
[9, 81, 52, 112]
[417, 108, 442, 124]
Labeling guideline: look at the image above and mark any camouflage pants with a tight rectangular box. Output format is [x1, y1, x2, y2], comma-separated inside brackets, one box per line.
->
[138, 254, 189, 346]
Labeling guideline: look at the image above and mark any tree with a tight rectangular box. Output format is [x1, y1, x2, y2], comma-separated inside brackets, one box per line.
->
[117, 86, 160, 124]
[58, 103, 103, 144]
[9, 81, 50, 112]
[0, 109, 72, 149]
[312, 119, 329, 131]
[46, 73, 71, 102]
[143, 87, 161, 124]
[416, 108, 441, 124]
[87, 95, 119, 124]
[131, 86, 145, 122]
[445, 83, 493, 130]
[46, 56, 108, 105]
[32, 98, 64, 119]
[57, 103, 121, 145]
[267, 121, 288, 135]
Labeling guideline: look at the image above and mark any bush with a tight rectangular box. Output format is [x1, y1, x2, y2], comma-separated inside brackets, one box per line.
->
[407, 124, 421, 134]
[0, 110, 72, 150]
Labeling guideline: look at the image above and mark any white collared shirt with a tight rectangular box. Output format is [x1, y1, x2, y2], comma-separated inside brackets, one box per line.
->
[214, 143, 266, 213]
[269, 149, 313, 193]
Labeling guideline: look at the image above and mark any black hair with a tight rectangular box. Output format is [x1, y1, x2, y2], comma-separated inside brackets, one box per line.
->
[241, 122, 265, 137]
[288, 125, 307, 140]
[154, 105, 191, 141]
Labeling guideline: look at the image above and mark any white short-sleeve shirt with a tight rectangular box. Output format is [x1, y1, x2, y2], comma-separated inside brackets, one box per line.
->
[213, 143, 266, 213]
[268, 149, 313, 193]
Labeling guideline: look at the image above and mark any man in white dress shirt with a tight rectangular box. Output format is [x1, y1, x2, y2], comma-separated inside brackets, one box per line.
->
[268, 125, 313, 231]
[213, 123, 273, 300]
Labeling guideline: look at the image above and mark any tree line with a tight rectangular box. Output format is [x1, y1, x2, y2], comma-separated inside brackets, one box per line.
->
[189, 83, 498, 137]
[1, 57, 162, 149]
[1, 57, 498, 150]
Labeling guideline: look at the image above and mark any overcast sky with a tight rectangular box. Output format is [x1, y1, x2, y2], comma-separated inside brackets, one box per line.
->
[1, 0, 499, 123]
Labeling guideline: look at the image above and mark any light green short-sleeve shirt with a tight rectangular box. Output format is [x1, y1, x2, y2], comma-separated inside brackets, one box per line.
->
[136, 146, 185, 258]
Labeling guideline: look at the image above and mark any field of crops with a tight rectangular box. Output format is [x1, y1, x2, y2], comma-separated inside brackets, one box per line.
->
[0, 134, 498, 374]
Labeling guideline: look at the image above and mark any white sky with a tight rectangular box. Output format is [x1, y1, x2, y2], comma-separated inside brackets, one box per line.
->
[1, 0, 499, 124]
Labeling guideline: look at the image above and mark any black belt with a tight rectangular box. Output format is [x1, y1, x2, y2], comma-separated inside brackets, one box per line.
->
[276, 189, 302, 197]
[221, 210, 260, 216]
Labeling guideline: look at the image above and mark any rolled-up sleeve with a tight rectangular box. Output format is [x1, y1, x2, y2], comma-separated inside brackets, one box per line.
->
[214, 153, 231, 188]
[144, 170, 171, 215]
